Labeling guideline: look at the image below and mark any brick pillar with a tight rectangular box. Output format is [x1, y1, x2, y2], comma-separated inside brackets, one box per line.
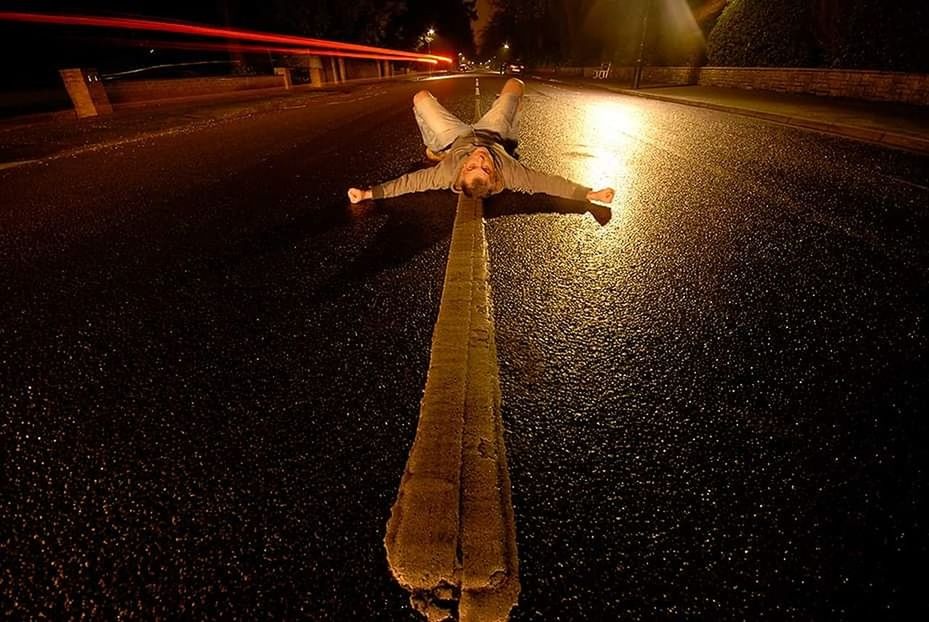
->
[59, 68, 112, 118]
[338, 58, 347, 83]
[274, 67, 293, 90]
[329, 57, 340, 84]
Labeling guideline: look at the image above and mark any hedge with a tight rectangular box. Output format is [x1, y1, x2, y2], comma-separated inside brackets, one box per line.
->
[706, 0, 815, 68]
[707, 0, 929, 72]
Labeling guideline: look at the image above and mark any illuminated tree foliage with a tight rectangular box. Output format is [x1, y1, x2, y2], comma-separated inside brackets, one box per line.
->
[481, 0, 718, 66]
[482, 0, 927, 71]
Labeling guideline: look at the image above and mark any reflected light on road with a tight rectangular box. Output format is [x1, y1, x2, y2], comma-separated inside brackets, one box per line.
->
[540, 97, 647, 326]
[565, 99, 645, 224]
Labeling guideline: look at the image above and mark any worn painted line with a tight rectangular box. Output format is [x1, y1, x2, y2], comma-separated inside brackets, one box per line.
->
[458, 218, 520, 621]
[385, 196, 519, 621]
[474, 78, 483, 121]
[882, 174, 929, 192]
[0, 121, 231, 173]
[0, 159, 39, 171]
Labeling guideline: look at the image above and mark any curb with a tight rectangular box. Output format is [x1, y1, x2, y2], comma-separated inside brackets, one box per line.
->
[613, 88, 929, 154]
[535, 76, 929, 155]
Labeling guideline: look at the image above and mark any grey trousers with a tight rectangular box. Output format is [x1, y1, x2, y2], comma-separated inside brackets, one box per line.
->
[413, 91, 522, 152]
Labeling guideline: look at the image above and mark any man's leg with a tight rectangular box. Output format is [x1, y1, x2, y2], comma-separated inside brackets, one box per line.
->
[413, 90, 469, 159]
[472, 78, 524, 145]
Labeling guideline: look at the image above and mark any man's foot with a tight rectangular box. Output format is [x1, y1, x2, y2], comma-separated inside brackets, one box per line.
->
[425, 147, 446, 162]
[501, 78, 525, 98]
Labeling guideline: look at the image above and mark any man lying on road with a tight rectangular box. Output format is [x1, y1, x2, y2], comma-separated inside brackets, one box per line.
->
[347, 78, 615, 205]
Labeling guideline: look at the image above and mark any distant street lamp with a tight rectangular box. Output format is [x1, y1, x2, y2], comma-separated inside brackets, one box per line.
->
[423, 27, 436, 55]
[503, 42, 509, 50]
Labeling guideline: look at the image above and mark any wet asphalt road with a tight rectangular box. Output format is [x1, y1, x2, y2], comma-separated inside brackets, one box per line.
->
[1, 79, 462, 620]
[484, 81, 928, 620]
[2, 75, 928, 620]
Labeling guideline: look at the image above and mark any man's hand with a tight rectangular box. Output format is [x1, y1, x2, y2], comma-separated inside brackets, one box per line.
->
[347, 188, 373, 204]
[586, 187, 615, 204]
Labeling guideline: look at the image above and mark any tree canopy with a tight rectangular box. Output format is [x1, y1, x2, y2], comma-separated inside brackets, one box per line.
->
[4, 0, 478, 56]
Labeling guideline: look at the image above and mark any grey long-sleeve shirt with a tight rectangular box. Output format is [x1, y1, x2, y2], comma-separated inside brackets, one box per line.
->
[371, 131, 591, 201]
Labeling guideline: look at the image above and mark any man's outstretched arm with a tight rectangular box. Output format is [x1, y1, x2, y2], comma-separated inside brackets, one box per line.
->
[348, 165, 450, 204]
[507, 163, 615, 203]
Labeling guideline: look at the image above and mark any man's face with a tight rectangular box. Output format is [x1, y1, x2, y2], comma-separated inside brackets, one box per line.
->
[459, 147, 495, 187]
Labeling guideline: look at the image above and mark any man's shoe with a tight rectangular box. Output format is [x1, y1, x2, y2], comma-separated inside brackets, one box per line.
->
[425, 147, 446, 162]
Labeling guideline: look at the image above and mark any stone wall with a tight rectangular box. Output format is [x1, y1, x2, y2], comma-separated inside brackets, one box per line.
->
[105, 75, 287, 105]
[696, 68, 929, 106]
[343, 58, 381, 80]
[641, 66, 701, 86]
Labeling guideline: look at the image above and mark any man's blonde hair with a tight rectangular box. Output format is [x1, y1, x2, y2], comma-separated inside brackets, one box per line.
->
[461, 176, 493, 199]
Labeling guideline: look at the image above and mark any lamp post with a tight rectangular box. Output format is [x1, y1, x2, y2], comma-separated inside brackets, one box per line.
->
[633, 0, 653, 89]
[421, 27, 436, 74]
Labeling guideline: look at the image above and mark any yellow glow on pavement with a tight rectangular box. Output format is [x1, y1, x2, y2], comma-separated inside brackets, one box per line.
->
[568, 99, 645, 220]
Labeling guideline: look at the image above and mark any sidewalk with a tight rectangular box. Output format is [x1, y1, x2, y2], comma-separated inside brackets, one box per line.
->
[539, 76, 929, 154]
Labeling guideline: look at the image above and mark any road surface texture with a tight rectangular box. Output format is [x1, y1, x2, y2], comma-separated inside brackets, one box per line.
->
[2, 75, 927, 620]
[1, 79, 463, 620]
[485, 80, 928, 620]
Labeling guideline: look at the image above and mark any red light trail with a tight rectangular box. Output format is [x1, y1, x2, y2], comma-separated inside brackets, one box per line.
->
[0, 12, 452, 65]
[111, 38, 439, 65]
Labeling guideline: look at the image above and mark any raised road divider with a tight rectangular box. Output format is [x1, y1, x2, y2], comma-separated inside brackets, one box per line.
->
[385, 195, 519, 621]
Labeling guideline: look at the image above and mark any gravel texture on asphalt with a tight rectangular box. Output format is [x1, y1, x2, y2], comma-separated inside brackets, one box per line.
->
[1, 79, 476, 620]
[486, 82, 928, 621]
[3, 75, 926, 621]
